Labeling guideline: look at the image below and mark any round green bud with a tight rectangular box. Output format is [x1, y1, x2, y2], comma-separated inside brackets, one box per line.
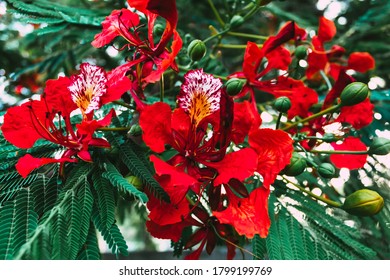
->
[225, 78, 245, 96]
[368, 137, 390, 155]
[339, 82, 369, 106]
[283, 153, 307, 176]
[187, 39, 207, 61]
[125, 175, 143, 191]
[129, 124, 142, 137]
[317, 163, 336, 178]
[295, 45, 308, 59]
[343, 189, 384, 216]
[229, 15, 244, 29]
[274, 96, 292, 113]
[322, 133, 336, 143]
[153, 23, 165, 37]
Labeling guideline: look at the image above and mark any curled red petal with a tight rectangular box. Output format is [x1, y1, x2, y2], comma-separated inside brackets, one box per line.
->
[91, 9, 140, 48]
[330, 137, 368, 169]
[335, 99, 374, 129]
[231, 101, 261, 144]
[139, 102, 172, 153]
[249, 128, 293, 188]
[146, 220, 188, 242]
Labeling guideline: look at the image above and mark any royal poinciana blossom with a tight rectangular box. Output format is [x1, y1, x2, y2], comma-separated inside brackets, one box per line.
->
[92, 0, 182, 87]
[139, 69, 293, 258]
[1, 63, 131, 177]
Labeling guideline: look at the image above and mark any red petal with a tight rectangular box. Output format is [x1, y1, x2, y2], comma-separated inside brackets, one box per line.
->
[44, 76, 76, 116]
[242, 42, 263, 82]
[150, 155, 198, 204]
[262, 21, 295, 55]
[347, 52, 375, 73]
[205, 148, 258, 186]
[91, 9, 140, 48]
[213, 187, 270, 238]
[144, 30, 183, 83]
[146, 220, 187, 242]
[249, 128, 293, 188]
[231, 101, 261, 144]
[330, 137, 368, 169]
[2, 101, 46, 149]
[139, 102, 172, 153]
[335, 99, 374, 129]
[16, 154, 77, 178]
[318, 16, 336, 42]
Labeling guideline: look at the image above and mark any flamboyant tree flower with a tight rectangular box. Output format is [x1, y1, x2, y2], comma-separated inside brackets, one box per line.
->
[306, 16, 375, 81]
[229, 21, 318, 119]
[91, 0, 183, 85]
[1, 63, 130, 177]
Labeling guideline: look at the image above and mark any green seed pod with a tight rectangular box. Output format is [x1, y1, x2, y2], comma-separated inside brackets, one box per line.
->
[225, 78, 245, 96]
[187, 39, 207, 61]
[125, 175, 144, 191]
[295, 45, 308, 59]
[129, 124, 142, 137]
[283, 153, 307, 176]
[368, 137, 390, 155]
[229, 15, 244, 29]
[274, 96, 292, 113]
[339, 82, 369, 106]
[343, 189, 384, 216]
[317, 163, 336, 178]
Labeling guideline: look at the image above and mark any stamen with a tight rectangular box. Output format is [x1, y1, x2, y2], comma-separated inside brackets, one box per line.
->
[177, 69, 222, 126]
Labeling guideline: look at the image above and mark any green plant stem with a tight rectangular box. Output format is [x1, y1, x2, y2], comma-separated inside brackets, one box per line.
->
[112, 100, 133, 109]
[96, 127, 131, 132]
[217, 43, 262, 49]
[207, 0, 225, 27]
[283, 177, 342, 208]
[282, 104, 341, 131]
[305, 149, 368, 155]
[203, 28, 230, 43]
[160, 75, 165, 102]
[276, 112, 283, 129]
[320, 70, 333, 91]
[227, 31, 268, 40]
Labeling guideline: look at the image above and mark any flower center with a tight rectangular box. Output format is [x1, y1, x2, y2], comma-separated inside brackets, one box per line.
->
[68, 63, 107, 116]
[178, 69, 222, 126]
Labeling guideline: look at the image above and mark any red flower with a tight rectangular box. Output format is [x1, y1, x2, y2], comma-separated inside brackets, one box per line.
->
[230, 22, 318, 119]
[306, 17, 375, 81]
[92, 0, 182, 85]
[330, 137, 368, 170]
[1, 63, 125, 177]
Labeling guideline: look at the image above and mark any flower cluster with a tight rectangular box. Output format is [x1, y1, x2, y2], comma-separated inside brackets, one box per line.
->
[1, 0, 385, 260]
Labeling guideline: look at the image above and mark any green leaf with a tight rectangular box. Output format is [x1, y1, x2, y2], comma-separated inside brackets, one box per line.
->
[77, 223, 101, 260]
[92, 170, 116, 228]
[102, 161, 148, 203]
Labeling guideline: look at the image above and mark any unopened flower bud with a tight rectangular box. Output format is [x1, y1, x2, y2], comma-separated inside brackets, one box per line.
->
[125, 175, 143, 191]
[153, 23, 165, 37]
[317, 163, 336, 178]
[274, 96, 291, 113]
[225, 78, 245, 96]
[129, 124, 142, 137]
[295, 45, 308, 59]
[339, 82, 369, 106]
[322, 133, 336, 143]
[283, 153, 307, 176]
[368, 137, 390, 155]
[343, 189, 384, 216]
[187, 39, 207, 61]
[229, 15, 244, 29]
